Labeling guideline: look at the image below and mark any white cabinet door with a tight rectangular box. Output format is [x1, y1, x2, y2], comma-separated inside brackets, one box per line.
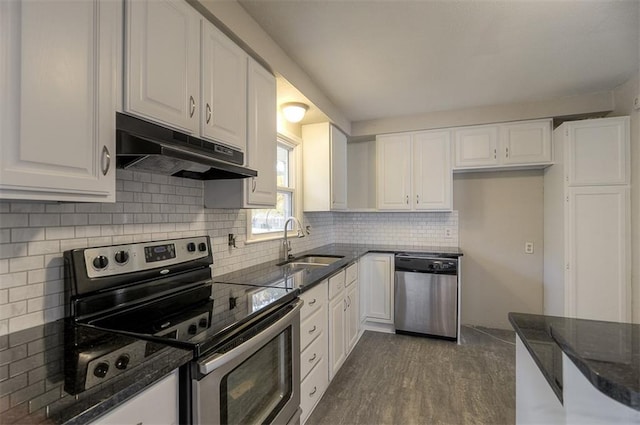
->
[0, 0, 119, 202]
[246, 58, 276, 206]
[453, 125, 499, 168]
[201, 21, 247, 151]
[501, 120, 552, 165]
[346, 281, 359, 353]
[413, 130, 452, 211]
[362, 254, 394, 323]
[91, 370, 179, 425]
[125, 0, 200, 134]
[330, 126, 348, 210]
[328, 294, 346, 379]
[566, 117, 629, 186]
[566, 186, 630, 323]
[376, 134, 412, 210]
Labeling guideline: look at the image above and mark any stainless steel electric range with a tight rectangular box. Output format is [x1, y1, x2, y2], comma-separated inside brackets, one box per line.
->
[64, 236, 302, 425]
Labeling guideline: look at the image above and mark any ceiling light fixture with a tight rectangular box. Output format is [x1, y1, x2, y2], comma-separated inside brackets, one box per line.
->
[281, 102, 308, 123]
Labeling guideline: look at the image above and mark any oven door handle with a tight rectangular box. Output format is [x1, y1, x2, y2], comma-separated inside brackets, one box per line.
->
[198, 299, 303, 375]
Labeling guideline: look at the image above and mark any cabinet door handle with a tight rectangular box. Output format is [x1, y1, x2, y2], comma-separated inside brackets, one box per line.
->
[251, 178, 257, 192]
[189, 96, 196, 118]
[405, 195, 409, 205]
[308, 325, 317, 334]
[308, 353, 317, 362]
[416, 194, 419, 204]
[308, 298, 317, 306]
[505, 147, 509, 158]
[309, 386, 317, 396]
[206, 103, 212, 124]
[347, 296, 351, 307]
[493, 148, 497, 159]
[343, 299, 347, 311]
[101, 146, 111, 176]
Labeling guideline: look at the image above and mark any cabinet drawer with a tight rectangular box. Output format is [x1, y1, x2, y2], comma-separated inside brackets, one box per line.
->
[300, 282, 326, 321]
[300, 331, 324, 380]
[328, 270, 346, 300]
[301, 357, 328, 423]
[345, 263, 358, 286]
[301, 306, 325, 351]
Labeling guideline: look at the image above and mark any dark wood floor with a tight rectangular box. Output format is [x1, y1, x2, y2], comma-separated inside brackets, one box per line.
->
[306, 326, 516, 425]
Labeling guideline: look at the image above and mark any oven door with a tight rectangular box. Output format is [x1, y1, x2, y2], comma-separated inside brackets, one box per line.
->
[194, 300, 302, 425]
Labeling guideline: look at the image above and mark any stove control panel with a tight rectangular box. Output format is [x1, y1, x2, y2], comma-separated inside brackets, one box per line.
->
[83, 236, 210, 278]
[155, 311, 210, 340]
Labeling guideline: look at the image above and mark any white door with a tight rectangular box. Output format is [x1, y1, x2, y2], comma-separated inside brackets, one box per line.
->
[376, 134, 412, 210]
[0, 0, 119, 202]
[363, 255, 394, 323]
[453, 125, 499, 168]
[346, 281, 359, 352]
[566, 117, 629, 186]
[566, 186, 630, 322]
[330, 126, 348, 210]
[201, 21, 247, 151]
[125, 0, 200, 134]
[413, 130, 452, 211]
[246, 59, 276, 206]
[328, 295, 346, 379]
[501, 120, 552, 165]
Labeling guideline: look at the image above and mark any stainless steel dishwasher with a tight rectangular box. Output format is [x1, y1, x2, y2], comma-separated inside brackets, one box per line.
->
[394, 254, 458, 340]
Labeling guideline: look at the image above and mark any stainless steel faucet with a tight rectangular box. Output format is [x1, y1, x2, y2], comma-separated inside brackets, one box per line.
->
[283, 216, 305, 261]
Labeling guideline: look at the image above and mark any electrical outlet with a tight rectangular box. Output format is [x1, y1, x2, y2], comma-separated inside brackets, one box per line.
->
[444, 228, 452, 238]
[525, 242, 534, 254]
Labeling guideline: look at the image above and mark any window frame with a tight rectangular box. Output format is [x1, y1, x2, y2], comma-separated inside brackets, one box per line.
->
[246, 132, 303, 243]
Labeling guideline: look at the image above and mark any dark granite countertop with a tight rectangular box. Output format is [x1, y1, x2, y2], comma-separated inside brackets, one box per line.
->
[0, 320, 193, 424]
[213, 243, 463, 292]
[509, 312, 640, 411]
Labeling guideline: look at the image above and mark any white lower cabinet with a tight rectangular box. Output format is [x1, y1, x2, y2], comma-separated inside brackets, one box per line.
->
[345, 268, 360, 353]
[328, 271, 347, 379]
[90, 370, 178, 425]
[299, 280, 328, 424]
[361, 254, 394, 327]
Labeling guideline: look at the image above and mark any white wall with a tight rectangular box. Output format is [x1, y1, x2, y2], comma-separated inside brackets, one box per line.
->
[610, 71, 640, 323]
[453, 171, 544, 329]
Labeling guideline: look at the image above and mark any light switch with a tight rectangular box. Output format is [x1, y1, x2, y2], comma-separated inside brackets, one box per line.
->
[525, 242, 534, 254]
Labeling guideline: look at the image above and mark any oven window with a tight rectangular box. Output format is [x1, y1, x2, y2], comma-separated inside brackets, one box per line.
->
[221, 329, 292, 424]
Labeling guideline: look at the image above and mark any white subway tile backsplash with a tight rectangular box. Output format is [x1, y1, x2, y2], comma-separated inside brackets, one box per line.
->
[0, 169, 459, 335]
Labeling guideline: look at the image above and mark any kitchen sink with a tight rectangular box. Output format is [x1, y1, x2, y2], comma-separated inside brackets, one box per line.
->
[278, 255, 344, 269]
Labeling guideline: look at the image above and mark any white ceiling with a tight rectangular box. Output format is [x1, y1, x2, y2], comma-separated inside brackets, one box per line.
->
[239, 0, 639, 123]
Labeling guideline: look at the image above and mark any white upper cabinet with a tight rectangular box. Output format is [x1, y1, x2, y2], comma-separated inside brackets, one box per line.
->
[377, 130, 452, 211]
[453, 119, 552, 170]
[202, 58, 276, 208]
[565, 117, 629, 186]
[201, 21, 247, 151]
[0, 0, 120, 202]
[125, 0, 200, 135]
[413, 130, 453, 210]
[302, 123, 348, 211]
[453, 125, 499, 168]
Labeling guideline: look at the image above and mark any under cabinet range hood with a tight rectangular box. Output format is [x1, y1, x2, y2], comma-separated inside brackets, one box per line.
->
[115, 113, 257, 180]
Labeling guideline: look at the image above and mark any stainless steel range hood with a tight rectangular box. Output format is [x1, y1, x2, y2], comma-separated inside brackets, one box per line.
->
[116, 113, 257, 180]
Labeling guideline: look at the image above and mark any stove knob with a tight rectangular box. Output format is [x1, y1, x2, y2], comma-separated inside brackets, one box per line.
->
[92, 256, 109, 270]
[115, 354, 130, 370]
[199, 318, 208, 328]
[114, 250, 129, 264]
[187, 243, 196, 252]
[188, 324, 198, 335]
[198, 243, 207, 252]
[93, 362, 109, 378]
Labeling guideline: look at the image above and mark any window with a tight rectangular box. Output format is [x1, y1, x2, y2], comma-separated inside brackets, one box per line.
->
[248, 138, 300, 241]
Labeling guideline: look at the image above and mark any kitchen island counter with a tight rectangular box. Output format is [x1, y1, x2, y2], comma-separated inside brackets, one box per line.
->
[509, 312, 640, 422]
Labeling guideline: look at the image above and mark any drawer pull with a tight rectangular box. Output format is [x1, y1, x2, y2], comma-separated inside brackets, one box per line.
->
[308, 353, 317, 362]
[308, 325, 317, 334]
[309, 386, 317, 396]
[308, 298, 317, 306]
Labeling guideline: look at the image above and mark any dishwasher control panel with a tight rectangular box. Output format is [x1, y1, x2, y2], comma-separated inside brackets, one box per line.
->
[394, 254, 458, 275]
